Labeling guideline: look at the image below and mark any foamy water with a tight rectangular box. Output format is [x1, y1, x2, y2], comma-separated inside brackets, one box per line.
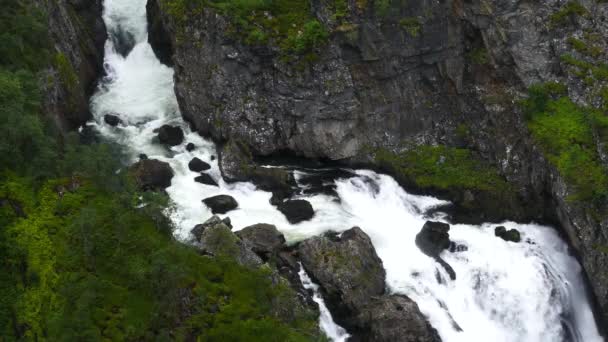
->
[88, 1, 604, 341]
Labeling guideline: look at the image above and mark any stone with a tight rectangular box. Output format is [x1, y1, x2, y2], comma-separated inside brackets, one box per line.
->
[185, 142, 195, 151]
[298, 227, 386, 326]
[202, 194, 238, 214]
[277, 200, 314, 224]
[129, 159, 173, 191]
[194, 173, 218, 186]
[157, 125, 184, 146]
[198, 220, 262, 268]
[188, 157, 211, 172]
[416, 221, 456, 280]
[236, 223, 286, 260]
[495, 226, 522, 243]
[191, 215, 222, 241]
[103, 113, 120, 126]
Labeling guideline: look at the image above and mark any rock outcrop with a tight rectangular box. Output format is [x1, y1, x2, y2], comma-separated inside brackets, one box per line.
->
[40, 0, 107, 132]
[298, 227, 439, 340]
[147, 0, 608, 325]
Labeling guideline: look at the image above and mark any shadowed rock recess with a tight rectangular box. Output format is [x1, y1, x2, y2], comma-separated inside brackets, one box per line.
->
[148, 0, 608, 328]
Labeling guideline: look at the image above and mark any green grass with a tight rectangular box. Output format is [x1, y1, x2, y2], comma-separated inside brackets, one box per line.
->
[522, 83, 608, 205]
[549, 1, 588, 27]
[399, 17, 421, 37]
[374, 145, 510, 193]
[161, 0, 329, 57]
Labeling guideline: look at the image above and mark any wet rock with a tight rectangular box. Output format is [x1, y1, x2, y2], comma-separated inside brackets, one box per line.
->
[449, 242, 468, 253]
[157, 125, 184, 146]
[202, 194, 238, 214]
[495, 226, 521, 243]
[219, 139, 295, 204]
[194, 173, 218, 186]
[416, 221, 456, 280]
[185, 142, 195, 151]
[298, 169, 356, 197]
[415, 221, 451, 258]
[358, 295, 441, 342]
[188, 157, 211, 172]
[103, 113, 120, 126]
[138, 153, 148, 160]
[236, 223, 286, 260]
[129, 159, 173, 191]
[109, 24, 136, 57]
[298, 227, 386, 325]
[277, 199, 314, 224]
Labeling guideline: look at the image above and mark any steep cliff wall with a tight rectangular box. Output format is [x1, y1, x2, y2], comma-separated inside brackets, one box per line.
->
[39, 0, 107, 132]
[148, 0, 608, 327]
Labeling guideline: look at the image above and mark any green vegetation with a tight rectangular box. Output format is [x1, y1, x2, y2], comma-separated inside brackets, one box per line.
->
[161, 0, 329, 57]
[549, 1, 588, 27]
[467, 48, 489, 65]
[522, 83, 608, 205]
[566, 37, 602, 58]
[0, 1, 321, 340]
[399, 17, 421, 37]
[374, 145, 510, 193]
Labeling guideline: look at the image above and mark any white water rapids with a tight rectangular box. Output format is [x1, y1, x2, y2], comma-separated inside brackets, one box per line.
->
[89, 1, 604, 341]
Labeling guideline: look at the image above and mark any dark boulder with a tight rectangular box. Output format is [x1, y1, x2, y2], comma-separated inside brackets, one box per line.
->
[298, 227, 386, 326]
[358, 295, 441, 342]
[138, 153, 148, 160]
[129, 159, 173, 191]
[188, 157, 211, 172]
[194, 173, 218, 186]
[495, 226, 521, 243]
[185, 142, 195, 151]
[103, 113, 120, 126]
[109, 24, 136, 57]
[277, 200, 314, 224]
[416, 221, 456, 280]
[157, 125, 184, 146]
[202, 194, 238, 214]
[416, 221, 451, 258]
[219, 139, 295, 204]
[236, 223, 286, 260]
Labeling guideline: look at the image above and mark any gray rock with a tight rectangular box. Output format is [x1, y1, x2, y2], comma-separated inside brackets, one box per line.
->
[358, 295, 440, 342]
[129, 159, 174, 191]
[198, 221, 262, 268]
[191, 215, 222, 241]
[194, 173, 218, 186]
[188, 157, 211, 172]
[298, 227, 386, 326]
[416, 221, 456, 280]
[103, 113, 120, 126]
[157, 125, 184, 146]
[236, 223, 286, 260]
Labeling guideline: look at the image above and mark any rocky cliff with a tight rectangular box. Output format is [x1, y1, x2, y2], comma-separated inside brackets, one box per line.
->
[148, 0, 608, 330]
[39, 0, 107, 132]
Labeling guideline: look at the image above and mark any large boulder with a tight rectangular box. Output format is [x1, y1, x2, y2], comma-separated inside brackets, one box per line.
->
[157, 125, 184, 146]
[129, 159, 173, 191]
[277, 200, 314, 224]
[194, 173, 218, 186]
[298, 227, 386, 325]
[415, 221, 455, 280]
[188, 157, 210, 172]
[358, 295, 440, 342]
[202, 194, 238, 214]
[191, 215, 231, 241]
[236, 223, 286, 260]
[219, 139, 296, 204]
[103, 113, 120, 126]
[198, 219, 262, 268]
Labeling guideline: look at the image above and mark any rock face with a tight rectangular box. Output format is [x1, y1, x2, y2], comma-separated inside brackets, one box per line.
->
[39, 0, 107, 132]
[202, 195, 238, 214]
[148, 0, 608, 325]
[157, 125, 184, 146]
[416, 221, 456, 280]
[129, 159, 174, 191]
[277, 200, 315, 224]
[298, 227, 439, 340]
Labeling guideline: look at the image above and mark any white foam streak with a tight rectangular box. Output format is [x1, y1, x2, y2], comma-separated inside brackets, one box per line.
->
[90, 1, 604, 341]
